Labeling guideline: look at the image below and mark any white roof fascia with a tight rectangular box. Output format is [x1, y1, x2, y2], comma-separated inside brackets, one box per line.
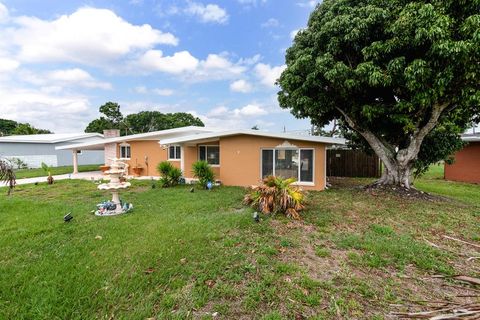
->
[55, 126, 213, 150]
[0, 133, 103, 144]
[462, 135, 480, 142]
[159, 130, 346, 146]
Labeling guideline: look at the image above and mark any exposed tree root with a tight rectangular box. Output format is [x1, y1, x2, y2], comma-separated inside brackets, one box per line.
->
[363, 181, 445, 201]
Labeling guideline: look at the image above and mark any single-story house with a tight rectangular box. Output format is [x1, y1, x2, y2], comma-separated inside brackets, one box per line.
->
[57, 126, 345, 191]
[444, 134, 480, 184]
[0, 133, 105, 169]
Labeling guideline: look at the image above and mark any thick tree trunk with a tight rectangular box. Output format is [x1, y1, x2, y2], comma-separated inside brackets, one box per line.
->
[375, 159, 413, 188]
[336, 103, 449, 189]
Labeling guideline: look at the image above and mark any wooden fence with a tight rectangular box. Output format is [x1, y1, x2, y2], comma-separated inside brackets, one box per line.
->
[327, 149, 381, 178]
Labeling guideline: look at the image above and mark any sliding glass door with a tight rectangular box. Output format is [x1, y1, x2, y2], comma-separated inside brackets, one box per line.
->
[261, 148, 314, 183]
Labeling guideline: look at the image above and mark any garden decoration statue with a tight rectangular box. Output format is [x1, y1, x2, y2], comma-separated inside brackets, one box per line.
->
[95, 158, 133, 216]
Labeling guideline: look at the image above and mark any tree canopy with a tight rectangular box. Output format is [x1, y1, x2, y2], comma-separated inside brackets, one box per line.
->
[85, 102, 204, 135]
[0, 119, 52, 136]
[278, 0, 479, 188]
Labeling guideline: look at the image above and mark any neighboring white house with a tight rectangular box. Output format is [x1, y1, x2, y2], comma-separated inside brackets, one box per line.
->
[0, 133, 105, 168]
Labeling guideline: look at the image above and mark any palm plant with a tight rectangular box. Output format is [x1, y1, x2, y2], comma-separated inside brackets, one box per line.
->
[192, 161, 215, 189]
[41, 162, 54, 185]
[156, 161, 182, 187]
[244, 176, 305, 220]
[0, 159, 16, 195]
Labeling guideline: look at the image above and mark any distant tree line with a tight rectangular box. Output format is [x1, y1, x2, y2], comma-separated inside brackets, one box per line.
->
[85, 102, 204, 135]
[0, 119, 53, 136]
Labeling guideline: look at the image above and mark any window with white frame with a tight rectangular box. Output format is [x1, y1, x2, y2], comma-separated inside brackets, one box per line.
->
[168, 145, 181, 160]
[261, 148, 314, 183]
[199, 145, 220, 165]
[120, 144, 131, 159]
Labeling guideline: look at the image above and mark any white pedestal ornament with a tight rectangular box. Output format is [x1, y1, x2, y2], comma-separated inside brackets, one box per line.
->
[95, 158, 133, 216]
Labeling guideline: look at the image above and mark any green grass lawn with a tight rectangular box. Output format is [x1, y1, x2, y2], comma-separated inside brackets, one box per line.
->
[0, 175, 478, 319]
[415, 164, 480, 206]
[15, 164, 102, 179]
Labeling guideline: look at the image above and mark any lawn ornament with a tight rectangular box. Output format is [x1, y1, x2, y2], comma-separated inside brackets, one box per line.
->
[253, 212, 260, 223]
[95, 158, 133, 216]
[206, 181, 213, 190]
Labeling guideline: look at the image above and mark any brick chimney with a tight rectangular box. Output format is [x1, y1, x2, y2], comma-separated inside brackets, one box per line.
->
[103, 129, 120, 166]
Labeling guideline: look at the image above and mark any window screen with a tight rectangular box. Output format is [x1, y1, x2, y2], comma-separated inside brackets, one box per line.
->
[300, 149, 313, 182]
[275, 149, 299, 179]
[262, 149, 274, 178]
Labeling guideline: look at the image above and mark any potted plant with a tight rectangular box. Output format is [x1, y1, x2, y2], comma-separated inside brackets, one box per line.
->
[99, 165, 110, 173]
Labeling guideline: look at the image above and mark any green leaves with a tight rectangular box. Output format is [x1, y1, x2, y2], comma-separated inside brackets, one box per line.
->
[278, 0, 480, 175]
[85, 104, 204, 134]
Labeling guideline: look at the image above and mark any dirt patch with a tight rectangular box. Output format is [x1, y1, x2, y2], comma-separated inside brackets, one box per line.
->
[328, 177, 450, 202]
[269, 218, 480, 319]
[363, 183, 448, 202]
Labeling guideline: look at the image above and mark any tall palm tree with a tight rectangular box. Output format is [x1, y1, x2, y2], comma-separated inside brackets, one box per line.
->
[0, 159, 16, 195]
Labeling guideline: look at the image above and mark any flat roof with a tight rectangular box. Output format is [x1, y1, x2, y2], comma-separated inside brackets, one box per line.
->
[0, 133, 103, 144]
[462, 134, 480, 142]
[56, 126, 213, 150]
[159, 129, 346, 145]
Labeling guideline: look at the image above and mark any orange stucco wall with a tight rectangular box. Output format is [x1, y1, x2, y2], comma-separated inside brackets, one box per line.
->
[116, 140, 178, 176]
[445, 142, 480, 184]
[218, 135, 326, 191]
[116, 135, 327, 190]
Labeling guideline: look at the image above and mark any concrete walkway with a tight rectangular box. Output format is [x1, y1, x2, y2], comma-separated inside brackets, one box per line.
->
[15, 171, 105, 185]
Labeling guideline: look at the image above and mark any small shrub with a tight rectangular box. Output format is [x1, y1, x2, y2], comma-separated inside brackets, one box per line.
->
[156, 161, 182, 187]
[0, 158, 16, 195]
[8, 157, 28, 169]
[41, 162, 54, 185]
[192, 160, 215, 189]
[244, 176, 305, 219]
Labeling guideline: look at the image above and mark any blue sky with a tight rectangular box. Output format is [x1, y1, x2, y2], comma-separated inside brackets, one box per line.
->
[0, 0, 319, 133]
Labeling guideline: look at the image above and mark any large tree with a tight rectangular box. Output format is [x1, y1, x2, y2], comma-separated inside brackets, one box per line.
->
[125, 111, 204, 134]
[85, 102, 125, 134]
[278, 0, 479, 188]
[0, 119, 52, 136]
[85, 103, 204, 134]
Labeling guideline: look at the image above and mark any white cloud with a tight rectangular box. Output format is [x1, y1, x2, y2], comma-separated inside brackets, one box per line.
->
[17, 68, 112, 90]
[0, 57, 19, 72]
[192, 53, 245, 81]
[237, 0, 267, 6]
[185, 2, 228, 24]
[261, 18, 279, 28]
[47, 68, 112, 89]
[137, 50, 199, 74]
[191, 103, 270, 130]
[238, 54, 262, 66]
[134, 86, 148, 94]
[230, 79, 253, 93]
[9, 7, 178, 66]
[152, 88, 174, 96]
[0, 2, 9, 23]
[290, 29, 301, 39]
[254, 63, 286, 88]
[234, 104, 268, 116]
[207, 106, 229, 117]
[134, 85, 174, 96]
[297, 0, 318, 8]
[0, 86, 93, 133]
[135, 51, 247, 81]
